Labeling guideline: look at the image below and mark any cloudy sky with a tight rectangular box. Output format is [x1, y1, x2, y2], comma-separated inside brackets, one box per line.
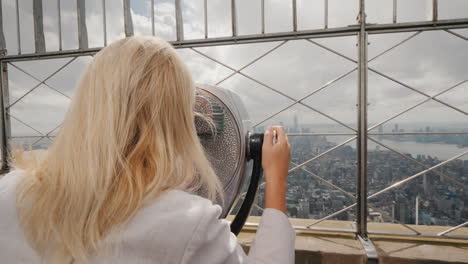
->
[1, 0, 467, 148]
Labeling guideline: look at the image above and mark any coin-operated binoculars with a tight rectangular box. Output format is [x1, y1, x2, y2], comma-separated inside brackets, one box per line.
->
[195, 84, 263, 235]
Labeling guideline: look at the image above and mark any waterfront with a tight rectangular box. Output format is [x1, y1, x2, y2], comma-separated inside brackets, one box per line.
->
[369, 138, 468, 160]
[325, 136, 468, 160]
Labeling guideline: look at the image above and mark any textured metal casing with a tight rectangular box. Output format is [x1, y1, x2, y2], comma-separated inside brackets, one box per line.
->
[195, 84, 252, 217]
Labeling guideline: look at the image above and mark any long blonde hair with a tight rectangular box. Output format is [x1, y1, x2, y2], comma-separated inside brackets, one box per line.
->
[14, 36, 223, 263]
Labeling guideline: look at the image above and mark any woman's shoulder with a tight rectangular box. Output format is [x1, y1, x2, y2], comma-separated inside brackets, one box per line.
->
[0, 169, 27, 227]
[0, 169, 27, 198]
[130, 189, 219, 227]
[123, 189, 224, 243]
[123, 188, 220, 231]
[103, 189, 223, 263]
[158, 189, 215, 209]
[0, 169, 42, 263]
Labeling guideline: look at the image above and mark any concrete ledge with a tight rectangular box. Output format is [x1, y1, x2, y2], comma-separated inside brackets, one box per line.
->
[373, 239, 468, 264]
[236, 216, 468, 264]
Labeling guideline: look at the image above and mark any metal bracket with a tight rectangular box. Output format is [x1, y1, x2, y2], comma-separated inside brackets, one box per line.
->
[358, 235, 379, 264]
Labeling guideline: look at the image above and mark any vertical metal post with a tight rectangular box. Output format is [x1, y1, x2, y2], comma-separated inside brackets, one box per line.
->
[0, 3, 6, 168]
[0, 62, 11, 171]
[204, 0, 208, 38]
[123, 0, 134, 37]
[151, 0, 155, 36]
[0, 1, 6, 51]
[261, 0, 265, 34]
[393, 0, 397, 23]
[175, 0, 184, 41]
[57, 0, 62, 50]
[292, 0, 297, 32]
[415, 196, 419, 225]
[33, 0, 46, 53]
[324, 0, 328, 29]
[77, 0, 88, 49]
[231, 0, 238, 36]
[356, 0, 368, 239]
[102, 0, 107, 45]
[15, 0, 21, 54]
[432, 0, 438, 21]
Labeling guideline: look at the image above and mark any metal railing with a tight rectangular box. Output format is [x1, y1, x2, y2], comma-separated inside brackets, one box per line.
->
[0, 1, 467, 255]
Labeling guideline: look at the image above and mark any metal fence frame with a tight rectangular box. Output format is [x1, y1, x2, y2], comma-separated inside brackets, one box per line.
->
[0, 1, 467, 259]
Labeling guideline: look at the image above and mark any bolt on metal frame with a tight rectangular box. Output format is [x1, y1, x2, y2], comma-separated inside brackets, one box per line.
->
[0, 0, 467, 248]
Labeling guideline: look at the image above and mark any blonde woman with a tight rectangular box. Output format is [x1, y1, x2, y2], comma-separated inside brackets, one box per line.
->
[0, 36, 295, 264]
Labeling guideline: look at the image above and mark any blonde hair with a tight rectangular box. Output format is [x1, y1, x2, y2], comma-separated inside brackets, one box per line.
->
[14, 36, 223, 263]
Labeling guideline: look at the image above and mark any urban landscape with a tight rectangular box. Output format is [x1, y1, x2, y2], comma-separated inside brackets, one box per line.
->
[250, 121, 468, 228]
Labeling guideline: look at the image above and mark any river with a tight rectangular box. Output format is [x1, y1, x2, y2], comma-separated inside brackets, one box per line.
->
[326, 136, 468, 160]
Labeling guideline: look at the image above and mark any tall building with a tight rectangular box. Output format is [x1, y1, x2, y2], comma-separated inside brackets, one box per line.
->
[378, 125, 384, 140]
[423, 173, 430, 195]
[293, 114, 299, 133]
[395, 199, 407, 223]
[299, 199, 310, 219]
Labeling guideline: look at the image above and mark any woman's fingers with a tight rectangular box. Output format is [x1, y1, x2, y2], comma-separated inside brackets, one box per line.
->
[264, 126, 289, 148]
[263, 126, 274, 147]
[271, 126, 286, 144]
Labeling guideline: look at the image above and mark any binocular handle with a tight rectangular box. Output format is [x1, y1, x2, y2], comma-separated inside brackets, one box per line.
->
[230, 133, 263, 236]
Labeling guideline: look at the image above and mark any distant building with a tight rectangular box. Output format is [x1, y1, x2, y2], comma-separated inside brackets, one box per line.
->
[299, 199, 310, 219]
[423, 173, 430, 195]
[293, 113, 299, 133]
[395, 199, 407, 223]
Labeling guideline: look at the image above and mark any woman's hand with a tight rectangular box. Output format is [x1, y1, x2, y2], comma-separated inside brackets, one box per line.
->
[262, 126, 291, 214]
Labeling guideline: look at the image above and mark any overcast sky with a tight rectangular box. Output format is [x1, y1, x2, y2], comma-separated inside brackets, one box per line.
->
[1, 0, 467, 141]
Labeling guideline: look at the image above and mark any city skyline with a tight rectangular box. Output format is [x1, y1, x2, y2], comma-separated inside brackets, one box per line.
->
[244, 126, 468, 227]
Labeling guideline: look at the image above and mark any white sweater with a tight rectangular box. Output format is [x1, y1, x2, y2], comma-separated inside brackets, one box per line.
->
[0, 170, 295, 264]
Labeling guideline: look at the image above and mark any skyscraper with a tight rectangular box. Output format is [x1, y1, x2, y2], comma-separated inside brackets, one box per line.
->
[293, 113, 299, 133]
